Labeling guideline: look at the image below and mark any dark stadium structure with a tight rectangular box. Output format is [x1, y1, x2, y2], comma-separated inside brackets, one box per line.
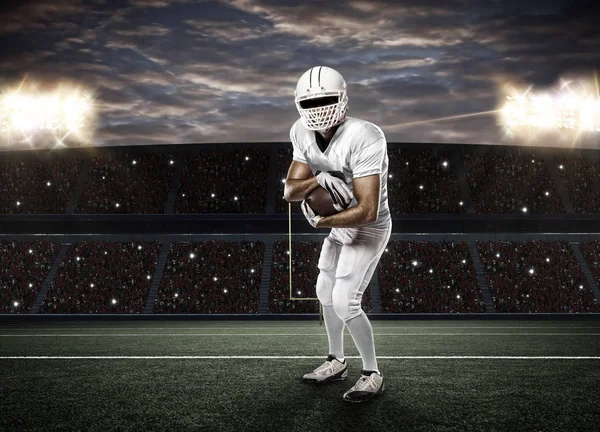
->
[1, 141, 600, 320]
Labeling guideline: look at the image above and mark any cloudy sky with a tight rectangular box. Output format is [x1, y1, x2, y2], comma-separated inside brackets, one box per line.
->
[0, 0, 599, 149]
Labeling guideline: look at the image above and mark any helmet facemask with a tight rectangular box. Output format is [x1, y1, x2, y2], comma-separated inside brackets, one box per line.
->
[295, 92, 348, 132]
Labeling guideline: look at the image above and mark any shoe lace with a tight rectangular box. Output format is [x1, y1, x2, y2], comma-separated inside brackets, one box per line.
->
[315, 360, 334, 375]
[352, 375, 377, 392]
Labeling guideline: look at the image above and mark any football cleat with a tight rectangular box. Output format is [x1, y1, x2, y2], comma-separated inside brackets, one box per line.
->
[342, 370, 384, 403]
[303, 355, 348, 383]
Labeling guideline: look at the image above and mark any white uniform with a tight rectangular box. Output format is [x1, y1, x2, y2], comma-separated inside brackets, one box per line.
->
[290, 116, 390, 224]
[290, 116, 392, 321]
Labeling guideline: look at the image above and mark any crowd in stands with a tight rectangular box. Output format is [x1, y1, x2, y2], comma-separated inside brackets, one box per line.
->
[0, 241, 60, 313]
[463, 151, 565, 214]
[0, 156, 83, 214]
[276, 148, 303, 214]
[478, 241, 599, 313]
[554, 154, 600, 213]
[580, 241, 600, 290]
[76, 153, 176, 214]
[269, 241, 321, 313]
[387, 149, 465, 214]
[379, 241, 484, 313]
[269, 240, 373, 313]
[10, 146, 600, 216]
[175, 149, 269, 213]
[155, 241, 264, 313]
[40, 241, 160, 313]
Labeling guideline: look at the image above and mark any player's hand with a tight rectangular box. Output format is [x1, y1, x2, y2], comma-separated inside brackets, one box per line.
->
[315, 170, 353, 212]
[301, 200, 322, 228]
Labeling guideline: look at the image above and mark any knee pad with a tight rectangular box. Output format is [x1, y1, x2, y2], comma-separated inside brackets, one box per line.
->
[316, 271, 334, 307]
[332, 284, 363, 322]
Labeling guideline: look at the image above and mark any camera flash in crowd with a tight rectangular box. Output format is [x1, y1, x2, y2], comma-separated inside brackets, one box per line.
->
[529, 268, 535, 275]
[418, 185, 424, 190]
[29, 283, 33, 287]
[522, 207, 528, 213]
[146, 275, 151, 280]
[16, 201, 21, 206]
[442, 161, 448, 167]
[76, 256, 81, 261]
[175, 293, 179, 297]
[429, 269, 433, 273]
[250, 269, 255, 273]
[190, 253, 195, 259]
[213, 277, 218, 281]
[462, 259, 466, 264]
[223, 289, 228, 293]
[234, 196, 238, 201]
[412, 260, 418, 266]
[545, 191, 549, 196]
[170, 160, 174, 165]
[29, 249, 33, 253]
[132, 160, 136, 165]
[496, 253, 500, 258]
[47, 182, 51, 186]
[112, 299, 117, 304]
[138, 245, 142, 250]
[90, 283, 94, 288]
[115, 203, 120, 208]
[559, 165, 564, 170]
[14, 301, 19, 307]
[546, 258, 550, 262]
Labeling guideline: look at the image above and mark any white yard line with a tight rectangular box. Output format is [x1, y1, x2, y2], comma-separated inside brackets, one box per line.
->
[1, 356, 599, 360]
[1, 333, 600, 337]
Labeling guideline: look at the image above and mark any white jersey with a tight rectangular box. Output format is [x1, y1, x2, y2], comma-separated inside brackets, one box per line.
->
[290, 116, 390, 222]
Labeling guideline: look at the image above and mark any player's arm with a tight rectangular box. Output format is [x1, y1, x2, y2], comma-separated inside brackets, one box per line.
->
[283, 160, 319, 202]
[317, 174, 380, 228]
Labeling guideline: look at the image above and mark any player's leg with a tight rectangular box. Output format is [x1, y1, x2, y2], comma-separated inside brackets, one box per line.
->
[317, 235, 345, 361]
[303, 233, 347, 382]
[331, 219, 392, 401]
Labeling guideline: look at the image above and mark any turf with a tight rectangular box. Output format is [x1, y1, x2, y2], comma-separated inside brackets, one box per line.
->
[1, 320, 600, 432]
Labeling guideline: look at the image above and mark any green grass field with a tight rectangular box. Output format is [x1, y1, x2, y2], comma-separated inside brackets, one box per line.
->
[1, 319, 600, 432]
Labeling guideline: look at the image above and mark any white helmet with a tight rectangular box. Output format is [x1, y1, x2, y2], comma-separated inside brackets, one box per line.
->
[294, 66, 348, 132]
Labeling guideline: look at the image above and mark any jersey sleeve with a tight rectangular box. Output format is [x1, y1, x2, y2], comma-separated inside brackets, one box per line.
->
[351, 138, 387, 178]
[290, 122, 307, 164]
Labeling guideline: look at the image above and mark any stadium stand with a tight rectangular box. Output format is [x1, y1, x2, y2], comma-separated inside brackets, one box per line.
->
[463, 151, 565, 213]
[379, 241, 484, 313]
[478, 241, 600, 313]
[175, 149, 269, 213]
[554, 154, 600, 214]
[76, 153, 176, 214]
[0, 156, 84, 214]
[40, 241, 161, 313]
[387, 148, 465, 214]
[276, 148, 303, 214]
[0, 241, 61, 313]
[155, 241, 264, 313]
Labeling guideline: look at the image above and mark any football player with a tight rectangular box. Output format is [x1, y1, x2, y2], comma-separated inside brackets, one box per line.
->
[284, 66, 392, 402]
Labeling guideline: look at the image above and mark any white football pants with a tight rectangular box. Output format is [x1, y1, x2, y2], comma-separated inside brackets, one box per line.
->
[316, 217, 392, 321]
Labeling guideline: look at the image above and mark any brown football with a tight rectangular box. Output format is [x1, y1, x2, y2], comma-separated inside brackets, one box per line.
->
[306, 186, 338, 217]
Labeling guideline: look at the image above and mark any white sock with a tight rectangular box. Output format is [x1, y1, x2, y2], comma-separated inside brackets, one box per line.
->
[322, 304, 345, 361]
[345, 310, 378, 373]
